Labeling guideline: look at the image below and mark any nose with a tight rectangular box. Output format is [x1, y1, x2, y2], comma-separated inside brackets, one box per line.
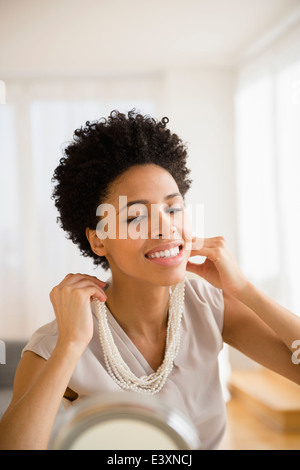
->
[150, 204, 178, 240]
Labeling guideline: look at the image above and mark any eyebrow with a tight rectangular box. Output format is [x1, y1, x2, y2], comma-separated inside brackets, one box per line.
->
[117, 192, 182, 215]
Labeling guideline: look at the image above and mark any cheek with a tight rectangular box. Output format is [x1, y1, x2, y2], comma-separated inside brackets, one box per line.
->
[180, 210, 193, 240]
[106, 239, 144, 267]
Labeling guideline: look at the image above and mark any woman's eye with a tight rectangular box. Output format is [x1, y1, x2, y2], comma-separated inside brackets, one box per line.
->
[127, 215, 147, 223]
[126, 207, 183, 223]
[167, 207, 183, 214]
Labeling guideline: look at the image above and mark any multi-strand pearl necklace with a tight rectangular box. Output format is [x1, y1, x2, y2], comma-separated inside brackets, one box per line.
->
[92, 279, 185, 394]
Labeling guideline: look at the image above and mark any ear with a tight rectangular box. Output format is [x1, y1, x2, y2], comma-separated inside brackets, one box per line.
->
[85, 228, 108, 257]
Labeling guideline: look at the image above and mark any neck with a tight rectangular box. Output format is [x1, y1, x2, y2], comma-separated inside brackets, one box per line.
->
[105, 276, 171, 339]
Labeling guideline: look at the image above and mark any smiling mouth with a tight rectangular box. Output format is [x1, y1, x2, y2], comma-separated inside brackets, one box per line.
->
[145, 244, 183, 260]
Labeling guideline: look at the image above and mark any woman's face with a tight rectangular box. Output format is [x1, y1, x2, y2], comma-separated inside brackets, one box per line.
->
[95, 164, 192, 287]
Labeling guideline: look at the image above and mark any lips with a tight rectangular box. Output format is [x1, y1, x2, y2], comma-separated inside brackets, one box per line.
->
[145, 241, 183, 258]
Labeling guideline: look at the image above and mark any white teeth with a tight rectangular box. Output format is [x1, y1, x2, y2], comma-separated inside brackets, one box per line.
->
[148, 246, 180, 259]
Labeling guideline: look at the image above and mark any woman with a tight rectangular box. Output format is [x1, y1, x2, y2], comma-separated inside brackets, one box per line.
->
[0, 110, 299, 450]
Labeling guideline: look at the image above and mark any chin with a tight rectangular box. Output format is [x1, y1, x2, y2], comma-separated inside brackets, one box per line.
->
[153, 266, 187, 287]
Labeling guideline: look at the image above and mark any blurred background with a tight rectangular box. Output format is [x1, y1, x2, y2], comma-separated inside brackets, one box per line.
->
[1, 0, 300, 449]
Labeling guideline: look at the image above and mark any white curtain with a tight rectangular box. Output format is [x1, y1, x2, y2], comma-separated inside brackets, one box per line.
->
[0, 78, 157, 339]
[235, 26, 300, 314]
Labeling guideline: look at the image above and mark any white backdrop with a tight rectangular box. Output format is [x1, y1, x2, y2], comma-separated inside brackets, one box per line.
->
[235, 23, 300, 314]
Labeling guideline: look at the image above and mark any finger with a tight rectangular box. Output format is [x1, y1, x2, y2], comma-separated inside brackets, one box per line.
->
[190, 235, 225, 244]
[187, 236, 218, 254]
[185, 236, 204, 252]
[189, 237, 225, 257]
[89, 275, 107, 287]
[81, 286, 108, 302]
[60, 273, 107, 288]
[202, 236, 226, 248]
[62, 279, 107, 301]
[191, 247, 224, 263]
[73, 286, 108, 303]
[186, 260, 204, 275]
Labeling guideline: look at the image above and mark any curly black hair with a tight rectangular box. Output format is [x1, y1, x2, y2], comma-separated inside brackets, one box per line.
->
[52, 109, 192, 270]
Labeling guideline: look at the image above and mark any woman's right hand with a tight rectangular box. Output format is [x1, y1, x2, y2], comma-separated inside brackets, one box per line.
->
[49, 273, 107, 351]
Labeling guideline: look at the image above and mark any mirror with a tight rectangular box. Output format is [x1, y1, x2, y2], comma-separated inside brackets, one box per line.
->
[50, 392, 201, 450]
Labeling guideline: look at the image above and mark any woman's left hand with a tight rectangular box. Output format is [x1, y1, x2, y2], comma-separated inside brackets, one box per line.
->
[186, 236, 249, 297]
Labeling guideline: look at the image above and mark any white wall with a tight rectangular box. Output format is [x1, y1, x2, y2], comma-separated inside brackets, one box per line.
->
[161, 68, 237, 252]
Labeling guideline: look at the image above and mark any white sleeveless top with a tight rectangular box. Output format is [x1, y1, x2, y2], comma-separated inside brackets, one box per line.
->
[22, 277, 226, 449]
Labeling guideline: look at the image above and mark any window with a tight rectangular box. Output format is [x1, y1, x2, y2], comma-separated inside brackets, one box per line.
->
[235, 50, 300, 314]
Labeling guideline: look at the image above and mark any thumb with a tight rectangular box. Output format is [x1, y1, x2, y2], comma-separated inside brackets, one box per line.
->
[186, 260, 204, 275]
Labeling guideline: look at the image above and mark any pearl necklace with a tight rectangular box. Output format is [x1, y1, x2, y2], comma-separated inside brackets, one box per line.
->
[92, 279, 185, 394]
